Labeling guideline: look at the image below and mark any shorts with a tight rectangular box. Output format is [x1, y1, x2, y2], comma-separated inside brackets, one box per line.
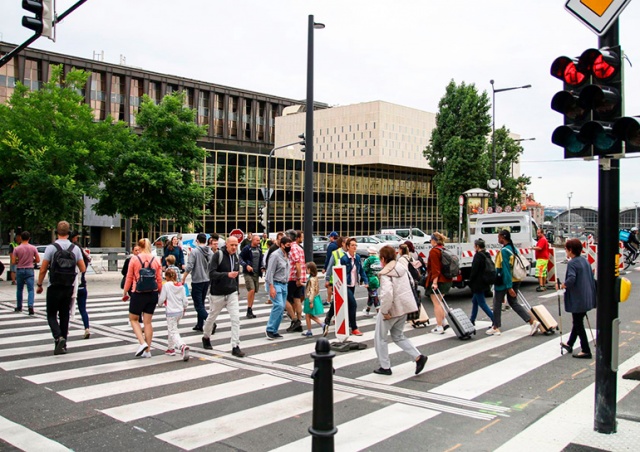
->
[535, 259, 548, 278]
[10, 264, 16, 273]
[244, 273, 260, 292]
[129, 291, 159, 316]
[428, 281, 452, 296]
[287, 280, 305, 302]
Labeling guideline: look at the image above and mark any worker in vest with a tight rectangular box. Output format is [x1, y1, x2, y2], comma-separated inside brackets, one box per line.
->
[260, 233, 269, 254]
[8, 233, 22, 286]
[322, 236, 347, 337]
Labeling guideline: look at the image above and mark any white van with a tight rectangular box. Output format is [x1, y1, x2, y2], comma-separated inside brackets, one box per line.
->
[379, 228, 431, 244]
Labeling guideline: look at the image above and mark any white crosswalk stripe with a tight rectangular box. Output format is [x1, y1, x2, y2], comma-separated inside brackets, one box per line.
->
[0, 290, 609, 451]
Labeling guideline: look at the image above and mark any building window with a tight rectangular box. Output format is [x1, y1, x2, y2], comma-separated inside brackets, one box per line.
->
[228, 96, 238, 138]
[214, 94, 224, 137]
[110, 75, 125, 121]
[129, 78, 143, 126]
[90, 72, 106, 121]
[198, 91, 210, 127]
[24, 59, 41, 91]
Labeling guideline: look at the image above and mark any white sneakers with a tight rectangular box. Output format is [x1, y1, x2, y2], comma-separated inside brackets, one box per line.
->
[431, 326, 445, 334]
[486, 327, 502, 336]
[529, 321, 540, 336]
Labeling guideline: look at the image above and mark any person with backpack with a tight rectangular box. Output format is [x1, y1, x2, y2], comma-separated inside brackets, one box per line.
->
[486, 230, 539, 337]
[123, 238, 163, 358]
[69, 231, 92, 339]
[36, 221, 86, 355]
[426, 232, 453, 334]
[182, 233, 212, 331]
[468, 238, 495, 326]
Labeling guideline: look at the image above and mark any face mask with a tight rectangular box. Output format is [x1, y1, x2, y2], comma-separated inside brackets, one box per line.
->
[283, 246, 291, 253]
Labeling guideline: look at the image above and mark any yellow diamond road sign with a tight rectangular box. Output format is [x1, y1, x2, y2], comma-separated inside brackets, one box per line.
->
[565, 0, 633, 35]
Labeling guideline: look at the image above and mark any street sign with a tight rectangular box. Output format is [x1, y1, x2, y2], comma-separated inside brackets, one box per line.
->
[260, 187, 274, 200]
[565, 0, 632, 36]
[229, 229, 244, 242]
[458, 195, 465, 206]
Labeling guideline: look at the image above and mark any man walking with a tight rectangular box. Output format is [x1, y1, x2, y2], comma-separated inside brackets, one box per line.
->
[36, 221, 86, 354]
[8, 232, 22, 285]
[239, 234, 264, 319]
[339, 238, 368, 336]
[12, 231, 40, 314]
[183, 233, 212, 331]
[533, 228, 550, 292]
[285, 230, 306, 333]
[322, 236, 346, 337]
[201, 236, 245, 358]
[264, 236, 292, 339]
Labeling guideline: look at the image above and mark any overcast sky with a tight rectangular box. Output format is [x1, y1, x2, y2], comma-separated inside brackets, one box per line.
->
[1, 0, 639, 210]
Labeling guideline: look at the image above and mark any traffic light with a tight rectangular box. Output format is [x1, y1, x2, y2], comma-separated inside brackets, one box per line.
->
[21, 0, 54, 40]
[260, 206, 268, 228]
[298, 133, 306, 152]
[612, 116, 640, 153]
[551, 46, 622, 158]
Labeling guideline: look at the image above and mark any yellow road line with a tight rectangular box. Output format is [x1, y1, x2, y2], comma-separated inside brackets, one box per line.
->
[548, 381, 565, 392]
[444, 443, 462, 452]
[475, 419, 501, 435]
[572, 368, 587, 378]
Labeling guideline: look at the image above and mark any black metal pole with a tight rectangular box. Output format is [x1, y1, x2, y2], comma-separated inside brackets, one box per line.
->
[491, 80, 496, 210]
[594, 20, 620, 435]
[266, 153, 272, 237]
[304, 15, 315, 262]
[309, 337, 336, 451]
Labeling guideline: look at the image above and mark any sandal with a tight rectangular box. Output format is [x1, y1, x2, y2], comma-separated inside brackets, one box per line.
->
[560, 342, 573, 354]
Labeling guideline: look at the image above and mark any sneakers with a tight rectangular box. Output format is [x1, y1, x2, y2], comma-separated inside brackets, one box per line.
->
[54, 338, 67, 355]
[84, 328, 90, 339]
[486, 327, 501, 336]
[502, 304, 511, 312]
[322, 323, 330, 337]
[202, 336, 213, 350]
[373, 367, 392, 375]
[14, 307, 22, 312]
[536, 286, 547, 292]
[431, 326, 445, 334]
[362, 308, 371, 317]
[28, 307, 34, 316]
[323, 301, 331, 307]
[165, 349, 176, 356]
[231, 346, 246, 358]
[351, 329, 363, 336]
[266, 331, 281, 340]
[141, 351, 152, 358]
[135, 343, 147, 357]
[530, 321, 540, 336]
[181, 345, 190, 362]
[415, 355, 428, 375]
[246, 308, 257, 319]
[192, 326, 204, 332]
[287, 320, 303, 333]
[301, 330, 313, 337]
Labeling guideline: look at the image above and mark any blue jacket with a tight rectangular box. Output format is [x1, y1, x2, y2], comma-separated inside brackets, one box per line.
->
[239, 244, 263, 275]
[495, 244, 516, 291]
[339, 252, 369, 286]
[324, 241, 338, 270]
[564, 256, 596, 313]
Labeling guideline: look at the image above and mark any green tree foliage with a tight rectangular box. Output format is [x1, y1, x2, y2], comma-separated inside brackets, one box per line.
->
[94, 91, 209, 229]
[493, 127, 531, 208]
[0, 66, 123, 233]
[424, 80, 491, 234]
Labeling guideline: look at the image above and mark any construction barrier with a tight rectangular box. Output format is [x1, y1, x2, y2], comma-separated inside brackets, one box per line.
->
[332, 265, 349, 342]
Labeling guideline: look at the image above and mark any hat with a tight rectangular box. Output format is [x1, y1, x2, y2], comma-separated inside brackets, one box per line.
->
[367, 246, 378, 254]
[329, 231, 338, 238]
[69, 230, 79, 240]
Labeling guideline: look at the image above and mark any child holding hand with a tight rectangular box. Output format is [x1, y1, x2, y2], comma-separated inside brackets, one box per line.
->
[159, 268, 190, 361]
[302, 262, 324, 337]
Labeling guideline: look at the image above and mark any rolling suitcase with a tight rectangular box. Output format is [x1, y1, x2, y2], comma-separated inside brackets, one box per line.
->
[410, 304, 430, 328]
[518, 292, 558, 334]
[435, 288, 475, 340]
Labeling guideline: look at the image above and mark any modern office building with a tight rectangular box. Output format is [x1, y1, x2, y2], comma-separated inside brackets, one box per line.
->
[1, 43, 442, 243]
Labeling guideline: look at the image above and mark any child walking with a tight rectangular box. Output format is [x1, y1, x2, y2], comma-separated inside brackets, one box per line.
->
[159, 268, 190, 361]
[165, 254, 182, 282]
[302, 262, 324, 337]
[362, 247, 382, 316]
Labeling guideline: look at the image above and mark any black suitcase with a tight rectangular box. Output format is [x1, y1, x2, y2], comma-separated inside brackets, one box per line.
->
[435, 288, 475, 340]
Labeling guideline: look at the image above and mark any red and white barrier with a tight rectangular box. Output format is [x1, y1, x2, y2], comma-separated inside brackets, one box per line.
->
[547, 248, 556, 283]
[332, 265, 349, 342]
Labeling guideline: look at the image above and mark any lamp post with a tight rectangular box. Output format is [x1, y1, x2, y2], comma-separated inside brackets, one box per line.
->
[512, 137, 535, 177]
[266, 141, 305, 236]
[304, 15, 325, 262]
[567, 192, 573, 239]
[490, 80, 532, 209]
[635, 202, 639, 228]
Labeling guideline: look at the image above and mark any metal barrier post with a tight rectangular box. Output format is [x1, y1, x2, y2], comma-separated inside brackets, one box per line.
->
[309, 337, 336, 451]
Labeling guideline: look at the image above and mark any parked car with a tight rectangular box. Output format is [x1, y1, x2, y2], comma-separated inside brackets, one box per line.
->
[379, 228, 431, 244]
[33, 245, 47, 269]
[373, 233, 404, 247]
[351, 235, 385, 254]
[312, 241, 329, 270]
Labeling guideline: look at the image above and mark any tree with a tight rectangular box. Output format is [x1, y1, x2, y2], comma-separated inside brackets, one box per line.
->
[94, 91, 209, 230]
[493, 127, 531, 209]
[0, 66, 121, 235]
[424, 80, 492, 234]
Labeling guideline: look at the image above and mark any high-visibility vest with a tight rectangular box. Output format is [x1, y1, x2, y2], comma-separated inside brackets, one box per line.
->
[260, 238, 269, 253]
[329, 248, 345, 283]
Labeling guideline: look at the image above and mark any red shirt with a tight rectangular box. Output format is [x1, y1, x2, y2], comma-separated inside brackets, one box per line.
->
[535, 236, 550, 260]
[13, 244, 38, 269]
[287, 242, 307, 283]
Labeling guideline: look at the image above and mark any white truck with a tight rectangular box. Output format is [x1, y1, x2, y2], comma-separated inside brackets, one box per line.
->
[414, 212, 539, 289]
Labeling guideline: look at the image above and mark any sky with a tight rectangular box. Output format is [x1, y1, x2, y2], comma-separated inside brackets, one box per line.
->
[1, 0, 639, 210]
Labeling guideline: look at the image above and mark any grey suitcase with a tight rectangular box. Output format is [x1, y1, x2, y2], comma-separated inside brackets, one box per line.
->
[435, 288, 475, 340]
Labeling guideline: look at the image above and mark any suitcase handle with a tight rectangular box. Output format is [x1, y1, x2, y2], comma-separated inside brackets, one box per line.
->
[433, 287, 451, 313]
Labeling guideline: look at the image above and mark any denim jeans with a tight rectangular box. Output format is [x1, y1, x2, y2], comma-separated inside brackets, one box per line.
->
[16, 268, 35, 310]
[347, 286, 358, 330]
[470, 291, 494, 324]
[191, 281, 210, 329]
[266, 282, 288, 334]
[77, 286, 90, 329]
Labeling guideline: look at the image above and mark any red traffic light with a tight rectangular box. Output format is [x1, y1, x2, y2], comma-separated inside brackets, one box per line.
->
[551, 57, 586, 86]
[578, 48, 620, 81]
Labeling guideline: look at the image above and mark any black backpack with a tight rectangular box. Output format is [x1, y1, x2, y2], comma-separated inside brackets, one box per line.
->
[439, 247, 460, 279]
[50, 243, 77, 286]
[136, 256, 158, 292]
[481, 252, 497, 285]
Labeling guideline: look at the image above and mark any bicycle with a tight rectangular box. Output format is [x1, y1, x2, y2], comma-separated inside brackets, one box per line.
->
[623, 247, 639, 270]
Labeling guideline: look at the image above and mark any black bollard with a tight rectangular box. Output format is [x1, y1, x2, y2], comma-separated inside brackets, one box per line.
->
[309, 337, 336, 451]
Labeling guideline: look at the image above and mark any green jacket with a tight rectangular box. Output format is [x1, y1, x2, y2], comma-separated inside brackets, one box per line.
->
[363, 255, 382, 289]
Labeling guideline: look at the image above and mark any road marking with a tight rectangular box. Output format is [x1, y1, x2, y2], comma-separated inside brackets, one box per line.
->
[102, 374, 288, 422]
[512, 396, 540, 411]
[0, 414, 69, 451]
[0, 329, 86, 346]
[156, 391, 356, 450]
[58, 362, 236, 402]
[0, 344, 137, 371]
[444, 444, 462, 452]
[269, 403, 440, 452]
[0, 336, 115, 358]
[475, 418, 501, 434]
[547, 381, 565, 392]
[572, 368, 587, 378]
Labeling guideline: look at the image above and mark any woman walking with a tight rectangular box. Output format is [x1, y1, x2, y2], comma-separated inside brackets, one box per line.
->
[560, 239, 597, 359]
[426, 232, 453, 334]
[123, 238, 162, 357]
[373, 246, 428, 376]
[468, 238, 495, 326]
[162, 236, 184, 272]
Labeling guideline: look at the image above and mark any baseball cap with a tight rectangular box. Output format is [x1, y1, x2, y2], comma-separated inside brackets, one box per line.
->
[329, 231, 338, 238]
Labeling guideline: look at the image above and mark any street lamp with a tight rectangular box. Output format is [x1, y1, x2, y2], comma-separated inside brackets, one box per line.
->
[266, 141, 305, 236]
[567, 192, 573, 239]
[512, 137, 536, 177]
[304, 15, 325, 262]
[490, 80, 532, 209]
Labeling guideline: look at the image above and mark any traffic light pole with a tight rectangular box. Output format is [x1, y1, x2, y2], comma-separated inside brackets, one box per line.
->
[594, 20, 619, 435]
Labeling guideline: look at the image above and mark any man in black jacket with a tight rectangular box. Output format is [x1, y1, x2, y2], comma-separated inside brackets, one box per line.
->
[239, 234, 263, 319]
[468, 238, 495, 326]
[201, 236, 245, 358]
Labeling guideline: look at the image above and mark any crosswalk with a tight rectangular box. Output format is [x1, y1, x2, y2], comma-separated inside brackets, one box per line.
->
[0, 289, 614, 451]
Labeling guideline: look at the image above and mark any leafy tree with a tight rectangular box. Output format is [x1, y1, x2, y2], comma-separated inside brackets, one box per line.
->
[424, 80, 492, 234]
[0, 66, 121, 234]
[94, 91, 209, 230]
[493, 127, 531, 208]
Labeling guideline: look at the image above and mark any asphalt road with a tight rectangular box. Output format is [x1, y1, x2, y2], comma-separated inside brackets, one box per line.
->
[0, 258, 639, 451]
